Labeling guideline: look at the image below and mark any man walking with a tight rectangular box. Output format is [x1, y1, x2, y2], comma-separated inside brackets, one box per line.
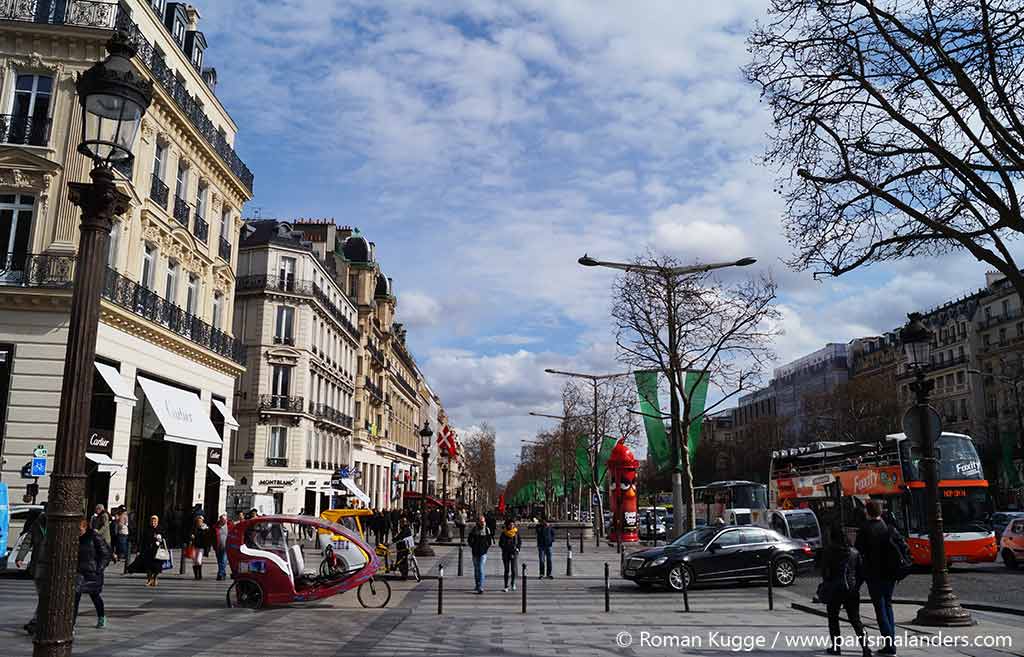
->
[855, 500, 901, 655]
[467, 515, 492, 594]
[535, 517, 555, 579]
[214, 514, 231, 581]
[17, 505, 47, 636]
[455, 507, 467, 544]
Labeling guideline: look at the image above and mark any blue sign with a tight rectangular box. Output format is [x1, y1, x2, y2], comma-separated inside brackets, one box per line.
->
[31, 458, 46, 477]
[0, 483, 9, 565]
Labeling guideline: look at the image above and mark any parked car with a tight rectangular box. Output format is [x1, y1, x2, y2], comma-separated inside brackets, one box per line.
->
[991, 512, 1024, 544]
[999, 517, 1024, 569]
[621, 525, 815, 591]
[1, 504, 44, 576]
[767, 509, 823, 553]
[639, 507, 668, 539]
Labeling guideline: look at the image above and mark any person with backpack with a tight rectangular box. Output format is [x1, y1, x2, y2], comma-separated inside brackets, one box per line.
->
[819, 524, 870, 656]
[855, 500, 910, 655]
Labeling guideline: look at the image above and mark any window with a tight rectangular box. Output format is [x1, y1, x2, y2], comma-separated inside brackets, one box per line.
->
[956, 371, 965, 385]
[165, 260, 179, 303]
[275, 306, 294, 344]
[212, 292, 223, 330]
[173, 19, 186, 45]
[269, 426, 287, 459]
[711, 530, 741, 548]
[175, 161, 189, 200]
[153, 142, 166, 180]
[10, 74, 53, 146]
[196, 183, 207, 219]
[279, 256, 296, 291]
[1003, 300, 1010, 316]
[107, 220, 120, 269]
[0, 194, 34, 267]
[186, 274, 199, 315]
[141, 244, 156, 289]
[1000, 328, 1007, 344]
[271, 365, 292, 397]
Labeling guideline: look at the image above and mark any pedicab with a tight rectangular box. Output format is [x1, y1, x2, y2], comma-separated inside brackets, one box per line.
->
[225, 514, 390, 609]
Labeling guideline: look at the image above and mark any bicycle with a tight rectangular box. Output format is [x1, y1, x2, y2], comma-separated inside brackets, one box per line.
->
[375, 536, 421, 582]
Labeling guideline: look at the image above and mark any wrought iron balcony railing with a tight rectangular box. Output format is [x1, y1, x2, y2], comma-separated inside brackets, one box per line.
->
[194, 214, 209, 242]
[172, 196, 190, 228]
[0, 114, 50, 147]
[312, 403, 354, 429]
[236, 275, 361, 339]
[0, 0, 119, 29]
[0, 253, 75, 288]
[219, 237, 231, 262]
[273, 334, 295, 346]
[102, 267, 245, 364]
[265, 457, 288, 468]
[150, 175, 169, 209]
[364, 378, 384, 404]
[258, 394, 304, 413]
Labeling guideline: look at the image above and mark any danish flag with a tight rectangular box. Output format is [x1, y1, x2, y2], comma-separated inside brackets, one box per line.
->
[438, 424, 458, 457]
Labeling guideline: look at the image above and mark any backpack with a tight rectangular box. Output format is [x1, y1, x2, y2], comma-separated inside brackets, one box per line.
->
[887, 528, 914, 581]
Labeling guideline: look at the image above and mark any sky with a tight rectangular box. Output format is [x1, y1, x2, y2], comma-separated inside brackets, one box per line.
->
[196, 0, 1005, 482]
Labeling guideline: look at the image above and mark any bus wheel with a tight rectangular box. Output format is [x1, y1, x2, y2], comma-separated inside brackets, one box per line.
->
[1002, 549, 1018, 570]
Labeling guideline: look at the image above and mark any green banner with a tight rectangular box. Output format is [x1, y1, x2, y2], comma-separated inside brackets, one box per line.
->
[635, 370, 670, 470]
[684, 371, 710, 458]
[575, 435, 617, 486]
[1002, 431, 1023, 487]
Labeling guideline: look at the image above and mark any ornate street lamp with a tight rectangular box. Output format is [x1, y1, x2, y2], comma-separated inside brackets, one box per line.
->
[438, 453, 451, 541]
[900, 313, 973, 627]
[415, 421, 436, 557]
[35, 32, 152, 657]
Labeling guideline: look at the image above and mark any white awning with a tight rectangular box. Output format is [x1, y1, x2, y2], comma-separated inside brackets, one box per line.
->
[211, 399, 239, 430]
[207, 463, 235, 485]
[138, 377, 222, 449]
[341, 478, 371, 505]
[85, 452, 124, 475]
[95, 362, 136, 407]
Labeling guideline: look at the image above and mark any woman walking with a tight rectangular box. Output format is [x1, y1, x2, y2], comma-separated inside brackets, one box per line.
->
[820, 524, 870, 656]
[76, 517, 111, 628]
[142, 515, 166, 587]
[114, 509, 130, 564]
[188, 515, 212, 580]
[499, 519, 521, 592]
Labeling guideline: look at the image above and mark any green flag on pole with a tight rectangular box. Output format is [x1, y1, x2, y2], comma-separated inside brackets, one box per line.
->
[684, 371, 710, 458]
[635, 370, 670, 470]
[575, 434, 617, 486]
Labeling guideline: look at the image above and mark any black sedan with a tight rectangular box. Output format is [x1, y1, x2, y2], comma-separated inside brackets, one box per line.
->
[621, 525, 815, 591]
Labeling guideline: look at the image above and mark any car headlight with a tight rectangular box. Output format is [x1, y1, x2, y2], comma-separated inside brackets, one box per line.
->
[649, 556, 668, 567]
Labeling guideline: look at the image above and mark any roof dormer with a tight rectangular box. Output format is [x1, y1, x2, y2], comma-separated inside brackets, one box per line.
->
[164, 2, 189, 48]
[185, 30, 208, 72]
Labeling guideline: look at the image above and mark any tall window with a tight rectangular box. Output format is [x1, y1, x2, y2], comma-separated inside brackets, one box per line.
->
[10, 74, 52, 146]
[196, 183, 207, 220]
[107, 220, 120, 269]
[141, 244, 156, 289]
[0, 194, 34, 269]
[186, 274, 199, 315]
[165, 260, 179, 303]
[173, 18, 186, 46]
[271, 365, 292, 398]
[279, 256, 296, 291]
[269, 426, 287, 460]
[275, 305, 294, 344]
[175, 161, 188, 200]
[212, 292, 223, 330]
[153, 142, 166, 180]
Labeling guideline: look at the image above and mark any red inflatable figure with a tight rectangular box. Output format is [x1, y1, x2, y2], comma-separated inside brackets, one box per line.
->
[607, 439, 640, 543]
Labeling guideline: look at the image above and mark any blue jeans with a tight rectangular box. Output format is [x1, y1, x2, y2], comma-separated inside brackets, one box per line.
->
[538, 546, 552, 576]
[473, 554, 487, 591]
[216, 549, 228, 578]
[867, 578, 896, 645]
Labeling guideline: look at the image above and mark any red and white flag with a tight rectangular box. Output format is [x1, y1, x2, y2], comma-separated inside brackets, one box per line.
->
[438, 424, 458, 457]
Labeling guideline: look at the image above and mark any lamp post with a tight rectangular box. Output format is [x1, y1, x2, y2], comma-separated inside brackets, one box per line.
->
[578, 253, 756, 537]
[415, 421, 436, 557]
[900, 313, 973, 627]
[439, 453, 452, 541]
[35, 33, 152, 657]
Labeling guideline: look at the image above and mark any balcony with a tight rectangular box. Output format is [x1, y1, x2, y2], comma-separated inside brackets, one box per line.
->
[0, 0, 119, 29]
[258, 394, 304, 413]
[172, 196, 190, 228]
[0, 253, 75, 288]
[365, 378, 384, 405]
[236, 275, 361, 339]
[0, 114, 50, 147]
[150, 175, 169, 209]
[312, 403, 354, 430]
[367, 341, 386, 369]
[265, 457, 288, 468]
[978, 308, 1024, 330]
[102, 267, 245, 364]
[273, 334, 295, 346]
[193, 214, 209, 242]
[219, 237, 231, 262]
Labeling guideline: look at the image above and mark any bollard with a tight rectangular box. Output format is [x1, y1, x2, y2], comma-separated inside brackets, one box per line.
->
[682, 577, 690, 612]
[566, 546, 573, 577]
[179, 548, 186, 575]
[458, 545, 464, 577]
[766, 560, 774, 611]
[438, 565, 444, 614]
[521, 562, 527, 613]
[567, 531, 571, 551]
[580, 531, 584, 554]
[123, 548, 130, 575]
[604, 562, 610, 612]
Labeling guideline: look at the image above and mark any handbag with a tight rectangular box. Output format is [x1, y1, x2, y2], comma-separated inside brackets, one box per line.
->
[155, 539, 171, 562]
[183, 545, 197, 561]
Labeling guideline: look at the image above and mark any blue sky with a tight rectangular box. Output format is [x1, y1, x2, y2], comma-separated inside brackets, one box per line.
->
[196, 0, 1003, 481]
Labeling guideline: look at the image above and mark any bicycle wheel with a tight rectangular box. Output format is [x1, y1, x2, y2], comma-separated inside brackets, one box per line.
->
[357, 577, 392, 608]
[411, 555, 421, 582]
[227, 580, 263, 609]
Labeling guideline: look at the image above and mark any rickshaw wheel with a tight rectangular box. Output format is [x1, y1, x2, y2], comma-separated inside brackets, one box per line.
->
[227, 580, 264, 609]
[357, 577, 392, 608]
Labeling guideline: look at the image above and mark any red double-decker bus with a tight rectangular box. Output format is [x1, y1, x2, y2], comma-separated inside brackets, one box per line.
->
[768, 433, 997, 565]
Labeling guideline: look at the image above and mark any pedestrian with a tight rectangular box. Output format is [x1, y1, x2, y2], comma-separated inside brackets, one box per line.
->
[90, 504, 112, 548]
[16, 505, 47, 636]
[499, 519, 521, 592]
[114, 509, 130, 563]
[214, 514, 231, 581]
[390, 507, 400, 536]
[142, 515, 167, 587]
[76, 517, 111, 628]
[187, 515, 211, 580]
[455, 507, 467, 544]
[485, 511, 497, 541]
[535, 517, 555, 579]
[235, 511, 245, 523]
[820, 524, 870, 656]
[467, 515, 492, 594]
[855, 499, 906, 656]
[395, 519, 414, 580]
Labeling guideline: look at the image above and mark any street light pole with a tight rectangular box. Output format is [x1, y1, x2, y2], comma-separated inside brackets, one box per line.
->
[35, 33, 151, 657]
[902, 314, 973, 627]
[439, 455, 451, 541]
[415, 421, 436, 557]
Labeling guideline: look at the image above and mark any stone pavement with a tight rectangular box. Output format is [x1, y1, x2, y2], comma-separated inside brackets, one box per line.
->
[0, 540, 1021, 656]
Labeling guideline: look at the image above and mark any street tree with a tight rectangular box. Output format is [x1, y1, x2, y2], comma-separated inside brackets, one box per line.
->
[746, 0, 1024, 294]
[463, 424, 497, 509]
[611, 254, 780, 532]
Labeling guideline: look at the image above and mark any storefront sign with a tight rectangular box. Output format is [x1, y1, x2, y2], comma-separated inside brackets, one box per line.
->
[87, 429, 114, 458]
[836, 465, 903, 496]
[256, 479, 296, 488]
[208, 447, 222, 465]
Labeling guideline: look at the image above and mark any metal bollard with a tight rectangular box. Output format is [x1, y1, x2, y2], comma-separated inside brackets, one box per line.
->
[766, 561, 774, 611]
[179, 548, 186, 575]
[438, 565, 444, 614]
[521, 562, 527, 613]
[458, 545, 464, 577]
[682, 578, 690, 612]
[604, 562, 610, 612]
[580, 531, 584, 554]
[566, 546, 573, 577]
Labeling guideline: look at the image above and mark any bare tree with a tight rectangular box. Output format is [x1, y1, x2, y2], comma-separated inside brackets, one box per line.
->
[464, 424, 497, 509]
[612, 254, 781, 531]
[746, 0, 1024, 294]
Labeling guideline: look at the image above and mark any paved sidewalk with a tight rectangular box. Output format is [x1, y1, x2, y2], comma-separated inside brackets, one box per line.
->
[0, 541, 1020, 656]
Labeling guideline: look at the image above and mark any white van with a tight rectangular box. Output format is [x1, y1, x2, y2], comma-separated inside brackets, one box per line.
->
[768, 509, 823, 552]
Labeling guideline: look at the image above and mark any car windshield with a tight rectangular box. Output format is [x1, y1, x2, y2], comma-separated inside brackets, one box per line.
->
[787, 513, 819, 539]
[671, 527, 719, 548]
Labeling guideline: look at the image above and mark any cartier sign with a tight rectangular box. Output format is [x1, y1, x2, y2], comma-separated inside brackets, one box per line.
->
[87, 429, 114, 457]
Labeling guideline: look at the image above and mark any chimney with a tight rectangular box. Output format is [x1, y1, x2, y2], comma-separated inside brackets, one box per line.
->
[184, 4, 201, 31]
[986, 270, 1005, 288]
[369, 241, 376, 261]
[201, 67, 218, 91]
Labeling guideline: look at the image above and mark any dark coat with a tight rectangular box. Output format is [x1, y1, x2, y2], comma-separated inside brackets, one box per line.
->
[395, 526, 413, 554]
[498, 530, 522, 558]
[141, 524, 166, 572]
[78, 528, 111, 594]
[468, 525, 492, 557]
[535, 525, 555, 549]
[820, 543, 863, 598]
[855, 519, 897, 581]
